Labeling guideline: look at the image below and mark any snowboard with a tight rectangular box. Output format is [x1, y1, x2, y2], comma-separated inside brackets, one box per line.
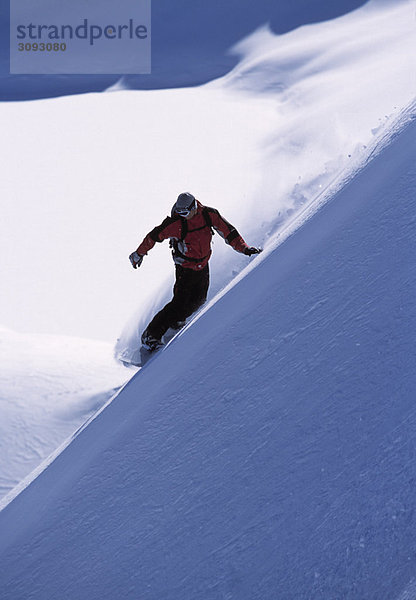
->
[118, 325, 185, 368]
[138, 341, 164, 367]
[118, 344, 162, 368]
[137, 326, 183, 366]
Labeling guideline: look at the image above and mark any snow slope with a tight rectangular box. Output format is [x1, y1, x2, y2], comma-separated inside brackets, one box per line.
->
[0, 98, 414, 599]
[2, 0, 413, 512]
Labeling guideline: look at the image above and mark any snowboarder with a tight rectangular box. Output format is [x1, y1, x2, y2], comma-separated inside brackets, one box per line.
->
[129, 192, 262, 352]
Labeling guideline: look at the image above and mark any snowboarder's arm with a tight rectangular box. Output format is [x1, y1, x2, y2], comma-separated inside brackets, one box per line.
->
[135, 217, 182, 256]
[208, 209, 250, 254]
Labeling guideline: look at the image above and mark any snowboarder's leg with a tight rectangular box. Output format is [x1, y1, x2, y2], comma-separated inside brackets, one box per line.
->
[142, 265, 209, 343]
[188, 264, 209, 313]
[170, 264, 209, 322]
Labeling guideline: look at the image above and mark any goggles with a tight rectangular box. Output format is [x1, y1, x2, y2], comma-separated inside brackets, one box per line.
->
[174, 199, 196, 217]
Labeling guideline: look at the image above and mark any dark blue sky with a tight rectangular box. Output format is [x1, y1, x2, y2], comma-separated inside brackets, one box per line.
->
[0, 0, 367, 101]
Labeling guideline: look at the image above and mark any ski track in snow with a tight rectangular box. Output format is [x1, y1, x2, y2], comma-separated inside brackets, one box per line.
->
[395, 579, 416, 600]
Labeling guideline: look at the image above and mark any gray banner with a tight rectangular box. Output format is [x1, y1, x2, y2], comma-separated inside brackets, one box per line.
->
[10, 0, 151, 74]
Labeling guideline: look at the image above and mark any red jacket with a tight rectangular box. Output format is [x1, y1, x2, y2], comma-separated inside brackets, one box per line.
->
[136, 201, 249, 270]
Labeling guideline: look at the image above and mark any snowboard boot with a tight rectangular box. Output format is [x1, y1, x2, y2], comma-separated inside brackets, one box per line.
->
[141, 330, 163, 352]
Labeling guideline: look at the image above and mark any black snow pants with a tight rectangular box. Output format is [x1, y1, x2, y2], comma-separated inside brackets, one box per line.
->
[144, 264, 209, 341]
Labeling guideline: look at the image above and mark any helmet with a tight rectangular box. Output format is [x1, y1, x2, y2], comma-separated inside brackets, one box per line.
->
[172, 192, 197, 217]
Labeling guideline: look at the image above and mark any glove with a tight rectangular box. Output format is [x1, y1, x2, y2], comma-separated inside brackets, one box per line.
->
[129, 251, 144, 269]
[244, 246, 262, 256]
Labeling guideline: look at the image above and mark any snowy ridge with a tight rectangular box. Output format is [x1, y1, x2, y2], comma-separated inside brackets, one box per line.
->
[264, 98, 416, 252]
[0, 0, 370, 100]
